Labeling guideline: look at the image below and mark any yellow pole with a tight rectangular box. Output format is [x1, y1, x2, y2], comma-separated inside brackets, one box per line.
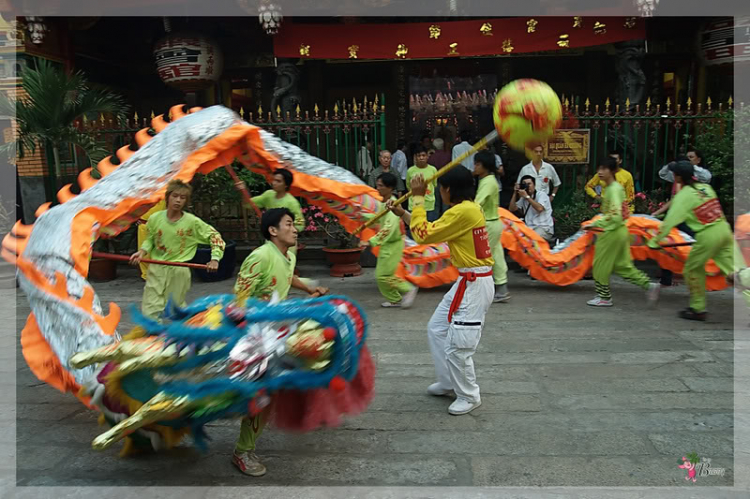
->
[353, 130, 499, 235]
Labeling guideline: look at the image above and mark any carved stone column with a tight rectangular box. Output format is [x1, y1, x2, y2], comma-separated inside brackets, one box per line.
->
[615, 40, 647, 112]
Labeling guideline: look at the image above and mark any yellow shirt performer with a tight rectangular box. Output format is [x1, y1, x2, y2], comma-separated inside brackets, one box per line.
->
[129, 180, 225, 321]
[388, 167, 493, 416]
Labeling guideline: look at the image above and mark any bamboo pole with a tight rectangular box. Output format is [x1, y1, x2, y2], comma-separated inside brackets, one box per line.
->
[92, 252, 209, 270]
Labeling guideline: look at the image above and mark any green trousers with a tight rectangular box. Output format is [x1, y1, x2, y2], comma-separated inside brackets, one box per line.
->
[235, 409, 271, 453]
[593, 225, 650, 299]
[486, 219, 508, 286]
[683, 223, 738, 313]
[376, 239, 414, 304]
[141, 265, 191, 320]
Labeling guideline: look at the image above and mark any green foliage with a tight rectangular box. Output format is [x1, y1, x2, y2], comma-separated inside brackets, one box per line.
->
[553, 190, 599, 240]
[693, 109, 739, 218]
[0, 59, 128, 176]
[735, 107, 750, 216]
[191, 163, 268, 206]
[633, 189, 668, 214]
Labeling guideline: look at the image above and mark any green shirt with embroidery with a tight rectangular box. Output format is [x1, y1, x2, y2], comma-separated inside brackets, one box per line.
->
[475, 175, 500, 222]
[140, 210, 225, 262]
[406, 165, 438, 211]
[650, 183, 726, 245]
[590, 181, 628, 232]
[363, 197, 404, 248]
[249, 190, 305, 232]
[234, 240, 296, 302]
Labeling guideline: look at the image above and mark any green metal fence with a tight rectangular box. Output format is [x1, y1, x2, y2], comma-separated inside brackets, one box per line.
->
[555, 97, 736, 202]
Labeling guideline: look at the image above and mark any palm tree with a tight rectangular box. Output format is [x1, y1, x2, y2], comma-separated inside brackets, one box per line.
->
[0, 59, 128, 190]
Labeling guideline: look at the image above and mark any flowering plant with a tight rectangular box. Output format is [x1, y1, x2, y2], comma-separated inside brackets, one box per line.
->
[633, 189, 668, 215]
[302, 204, 360, 249]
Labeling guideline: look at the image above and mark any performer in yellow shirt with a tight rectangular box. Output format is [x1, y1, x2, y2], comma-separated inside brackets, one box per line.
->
[387, 167, 493, 416]
[136, 199, 166, 280]
[585, 150, 635, 213]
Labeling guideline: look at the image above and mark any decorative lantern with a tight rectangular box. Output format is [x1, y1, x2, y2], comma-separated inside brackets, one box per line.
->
[153, 34, 224, 93]
[635, 0, 659, 16]
[258, 0, 283, 35]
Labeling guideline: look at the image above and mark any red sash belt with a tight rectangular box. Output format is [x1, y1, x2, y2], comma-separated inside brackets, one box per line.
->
[447, 269, 493, 323]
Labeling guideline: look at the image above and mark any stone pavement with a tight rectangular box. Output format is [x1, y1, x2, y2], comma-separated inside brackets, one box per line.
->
[7, 262, 742, 488]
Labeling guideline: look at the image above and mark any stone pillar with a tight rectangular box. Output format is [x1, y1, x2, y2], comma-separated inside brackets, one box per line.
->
[615, 40, 647, 112]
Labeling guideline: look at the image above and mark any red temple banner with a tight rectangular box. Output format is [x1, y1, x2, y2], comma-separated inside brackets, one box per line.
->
[273, 17, 646, 60]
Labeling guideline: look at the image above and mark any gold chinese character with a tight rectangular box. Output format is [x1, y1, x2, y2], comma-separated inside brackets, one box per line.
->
[448, 42, 459, 56]
[624, 17, 637, 29]
[557, 34, 570, 48]
[593, 22, 607, 35]
[299, 44, 311, 57]
[527, 19, 538, 33]
[502, 38, 514, 53]
[429, 24, 441, 39]
[348, 45, 359, 59]
[480, 22, 493, 36]
[396, 44, 408, 59]
[573, 16, 583, 28]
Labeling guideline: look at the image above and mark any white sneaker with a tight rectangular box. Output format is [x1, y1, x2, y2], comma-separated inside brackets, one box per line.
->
[427, 382, 453, 397]
[401, 286, 419, 309]
[381, 301, 401, 308]
[587, 296, 613, 307]
[448, 398, 482, 415]
[647, 282, 660, 307]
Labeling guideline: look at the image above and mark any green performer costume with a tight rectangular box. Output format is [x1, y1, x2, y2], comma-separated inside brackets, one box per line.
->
[648, 182, 739, 314]
[140, 211, 225, 320]
[475, 175, 508, 288]
[232, 240, 296, 460]
[590, 182, 651, 301]
[246, 189, 305, 255]
[365, 197, 416, 305]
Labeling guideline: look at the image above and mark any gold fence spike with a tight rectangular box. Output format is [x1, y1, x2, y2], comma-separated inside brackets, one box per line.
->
[666, 97, 671, 109]
[616, 104, 620, 114]
[363, 95, 369, 107]
[83, 114, 89, 125]
[296, 104, 301, 117]
[605, 98, 610, 110]
[373, 102, 378, 113]
[258, 104, 263, 114]
[150, 110, 155, 119]
[239, 107, 245, 118]
[374, 94, 379, 105]
[677, 103, 682, 113]
[625, 97, 630, 109]
[334, 103, 339, 115]
[314, 103, 319, 116]
[99, 113, 105, 123]
[564, 97, 570, 108]
[687, 97, 692, 109]
[646, 97, 652, 110]
[352, 98, 358, 113]
[728, 96, 733, 106]
[585, 98, 590, 111]
[133, 112, 138, 123]
[276, 105, 281, 116]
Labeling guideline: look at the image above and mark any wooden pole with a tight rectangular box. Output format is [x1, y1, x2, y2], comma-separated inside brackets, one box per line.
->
[225, 165, 263, 219]
[353, 130, 499, 235]
[92, 252, 209, 270]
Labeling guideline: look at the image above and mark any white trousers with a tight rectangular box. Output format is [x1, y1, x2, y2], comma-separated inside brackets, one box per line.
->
[427, 266, 494, 404]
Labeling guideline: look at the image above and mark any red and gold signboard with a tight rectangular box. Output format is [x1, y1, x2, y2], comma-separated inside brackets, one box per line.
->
[274, 17, 645, 60]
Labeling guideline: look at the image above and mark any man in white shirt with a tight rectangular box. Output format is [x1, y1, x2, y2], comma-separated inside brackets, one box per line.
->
[452, 130, 476, 173]
[509, 174, 554, 241]
[391, 141, 408, 193]
[515, 145, 561, 202]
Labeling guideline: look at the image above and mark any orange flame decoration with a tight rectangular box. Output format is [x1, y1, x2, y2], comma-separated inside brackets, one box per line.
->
[2, 104, 732, 405]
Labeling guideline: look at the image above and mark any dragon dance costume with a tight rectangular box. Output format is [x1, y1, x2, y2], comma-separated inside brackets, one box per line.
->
[3, 104, 732, 453]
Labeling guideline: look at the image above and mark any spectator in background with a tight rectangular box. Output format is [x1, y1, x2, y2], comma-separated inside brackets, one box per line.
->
[431, 138, 452, 215]
[421, 134, 433, 151]
[358, 138, 374, 180]
[391, 141, 409, 194]
[369, 149, 405, 192]
[452, 130, 476, 172]
[406, 146, 439, 222]
[509, 174, 554, 241]
[515, 145, 561, 201]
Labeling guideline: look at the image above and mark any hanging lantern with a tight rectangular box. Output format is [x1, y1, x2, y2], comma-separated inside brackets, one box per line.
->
[635, 0, 659, 17]
[153, 34, 224, 93]
[258, 0, 283, 35]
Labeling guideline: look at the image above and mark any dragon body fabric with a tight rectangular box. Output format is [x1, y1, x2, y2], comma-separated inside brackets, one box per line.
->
[4, 104, 729, 453]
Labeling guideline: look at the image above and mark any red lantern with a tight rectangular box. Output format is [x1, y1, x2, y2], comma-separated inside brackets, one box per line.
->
[153, 34, 223, 93]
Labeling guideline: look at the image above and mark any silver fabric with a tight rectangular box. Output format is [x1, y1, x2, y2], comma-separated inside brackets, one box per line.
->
[18, 106, 241, 386]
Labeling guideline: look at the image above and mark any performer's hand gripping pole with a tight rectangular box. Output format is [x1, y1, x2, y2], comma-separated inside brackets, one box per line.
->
[353, 130, 499, 236]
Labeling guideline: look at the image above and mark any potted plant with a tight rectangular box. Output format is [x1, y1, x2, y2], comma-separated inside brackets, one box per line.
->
[304, 204, 363, 277]
[89, 237, 118, 282]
